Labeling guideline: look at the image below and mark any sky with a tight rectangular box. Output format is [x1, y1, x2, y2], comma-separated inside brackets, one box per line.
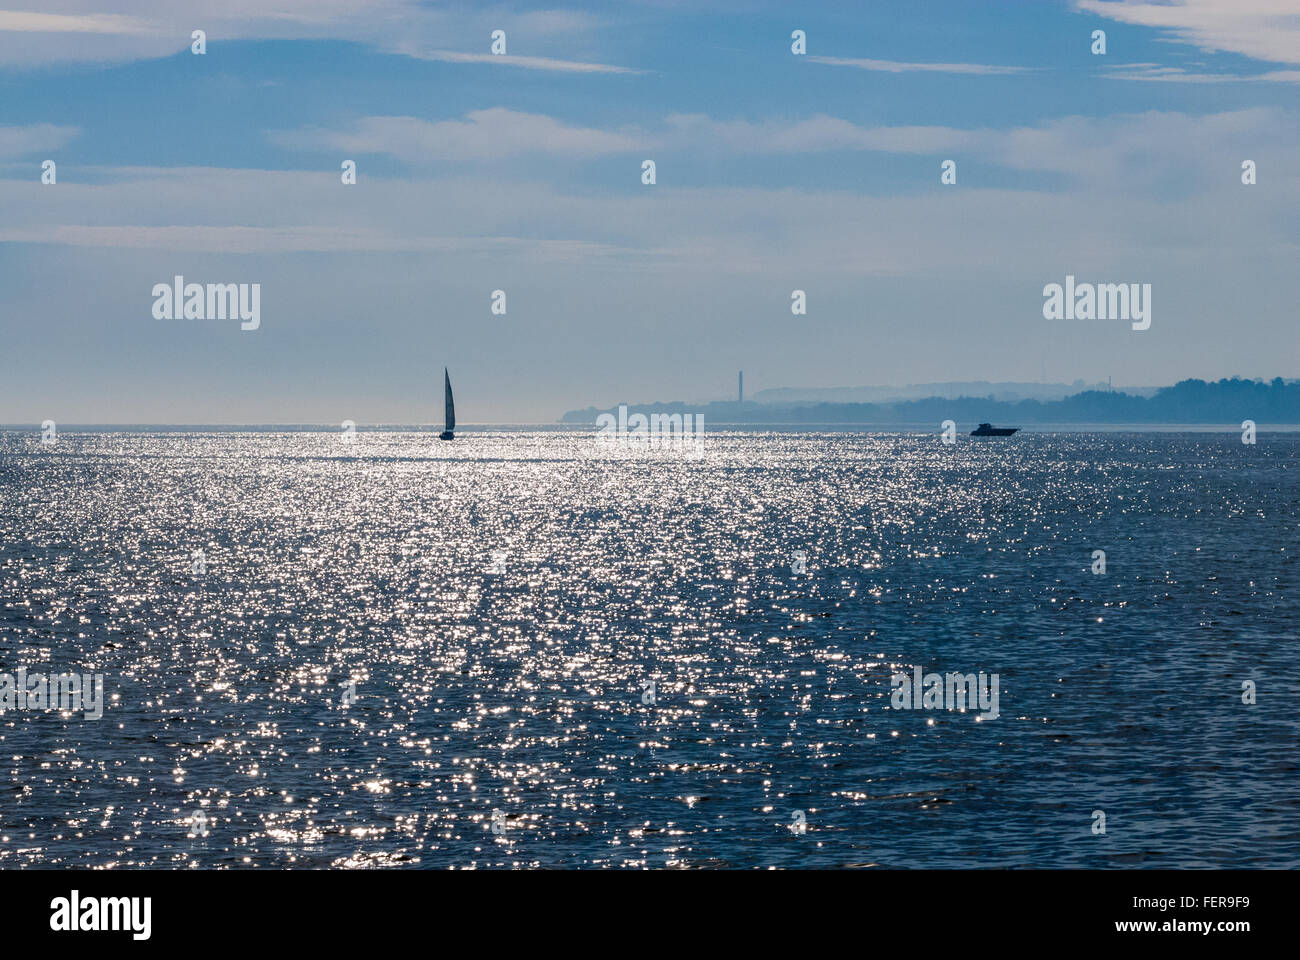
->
[1, 0, 1298, 423]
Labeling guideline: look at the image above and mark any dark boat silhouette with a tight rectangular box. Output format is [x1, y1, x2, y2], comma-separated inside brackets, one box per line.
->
[438, 368, 455, 440]
[970, 423, 1017, 436]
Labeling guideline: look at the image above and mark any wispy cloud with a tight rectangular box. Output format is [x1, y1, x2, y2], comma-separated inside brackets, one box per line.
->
[988, 107, 1299, 189]
[272, 109, 641, 162]
[663, 113, 980, 153]
[4, 157, 1291, 266]
[400, 49, 639, 74]
[0, 123, 79, 157]
[269, 107, 1300, 192]
[1076, 0, 1300, 66]
[0, 222, 629, 260]
[809, 55, 1029, 76]
[0, 2, 613, 69]
[1103, 62, 1300, 83]
[0, 10, 157, 34]
[662, 107, 1300, 194]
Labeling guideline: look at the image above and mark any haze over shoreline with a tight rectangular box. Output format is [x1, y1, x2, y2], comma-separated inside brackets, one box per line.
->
[561, 377, 1300, 427]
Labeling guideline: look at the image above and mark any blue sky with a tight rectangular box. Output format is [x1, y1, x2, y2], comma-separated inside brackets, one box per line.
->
[1, 1, 1298, 422]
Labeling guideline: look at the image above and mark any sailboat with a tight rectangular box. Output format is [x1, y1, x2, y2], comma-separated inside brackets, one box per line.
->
[439, 367, 456, 440]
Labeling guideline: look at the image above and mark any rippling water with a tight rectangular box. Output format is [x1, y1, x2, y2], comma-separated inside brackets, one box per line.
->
[1, 430, 1296, 868]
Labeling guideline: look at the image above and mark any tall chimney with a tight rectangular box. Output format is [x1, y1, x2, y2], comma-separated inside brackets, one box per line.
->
[738, 371, 743, 404]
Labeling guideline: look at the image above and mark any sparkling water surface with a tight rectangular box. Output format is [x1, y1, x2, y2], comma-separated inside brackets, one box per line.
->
[1, 431, 1296, 868]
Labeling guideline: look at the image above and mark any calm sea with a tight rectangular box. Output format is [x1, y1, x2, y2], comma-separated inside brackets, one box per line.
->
[1, 430, 1296, 868]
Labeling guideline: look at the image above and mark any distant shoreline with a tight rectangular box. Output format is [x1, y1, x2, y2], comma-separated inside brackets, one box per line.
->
[561, 377, 1300, 429]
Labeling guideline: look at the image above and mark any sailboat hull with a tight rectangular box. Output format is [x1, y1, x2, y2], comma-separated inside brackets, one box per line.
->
[439, 431, 454, 440]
